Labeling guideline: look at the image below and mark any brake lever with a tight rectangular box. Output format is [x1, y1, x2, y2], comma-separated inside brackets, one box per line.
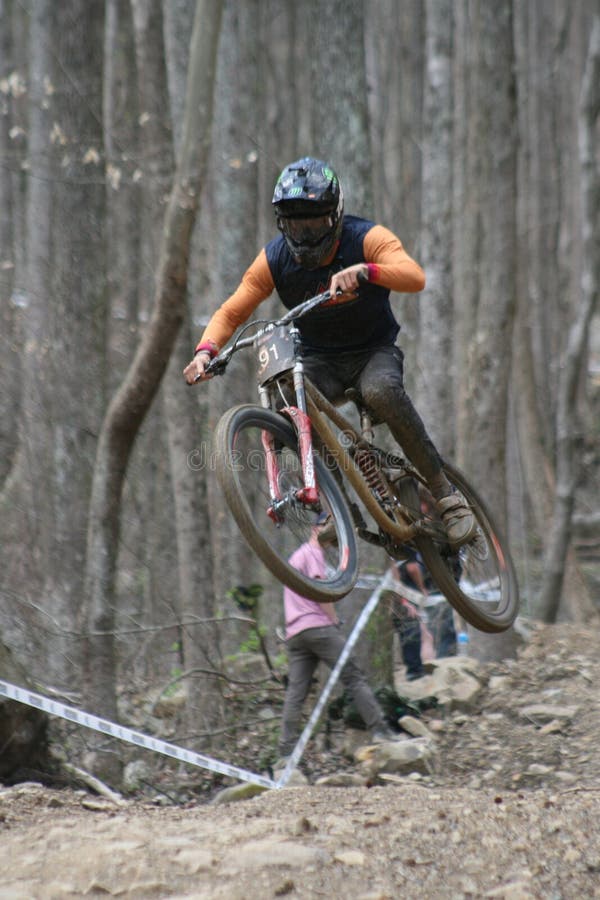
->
[204, 356, 229, 377]
[190, 354, 229, 383]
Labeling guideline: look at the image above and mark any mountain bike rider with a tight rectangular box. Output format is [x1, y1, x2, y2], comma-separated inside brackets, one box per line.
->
[183, 156, 476, 546]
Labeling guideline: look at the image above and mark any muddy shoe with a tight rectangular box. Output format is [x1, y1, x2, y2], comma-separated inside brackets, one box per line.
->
[437, 494, 477, 547]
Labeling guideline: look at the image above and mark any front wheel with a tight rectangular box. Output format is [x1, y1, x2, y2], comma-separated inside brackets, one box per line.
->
[214, 405, 359, 603]
[395, 467, 519, 633]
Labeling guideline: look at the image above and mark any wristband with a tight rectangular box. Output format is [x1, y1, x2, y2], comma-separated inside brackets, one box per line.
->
[367, 263, 380, 283]
[194, 341, 218, 359]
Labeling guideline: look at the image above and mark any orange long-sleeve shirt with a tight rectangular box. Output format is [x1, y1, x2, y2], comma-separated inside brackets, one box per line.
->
[196, 223, 425, 354]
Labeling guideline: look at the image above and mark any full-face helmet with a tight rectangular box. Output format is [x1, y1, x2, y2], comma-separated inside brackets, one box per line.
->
[272, 157, 344, 268]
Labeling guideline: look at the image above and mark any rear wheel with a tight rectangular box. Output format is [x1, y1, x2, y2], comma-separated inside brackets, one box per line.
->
[214, 405, 359, 602]
[394, 468, 519, 633]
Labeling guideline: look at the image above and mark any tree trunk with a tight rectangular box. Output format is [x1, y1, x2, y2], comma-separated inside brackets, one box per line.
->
[536, 15, 600, 622]
[162, 0, 195, 155]
[129, 0, 181, 671]
[365, 0, 424, 237]
[44, 0, 107, 683]
[450, 1, 520, 658]
[452, 0, 518, 531]
[104, 0, 141, 376]
[206, 0, 262, 656]
[0, 0, 20, 491]
[164, 329, 223, 741]
[83, 0, 223, 775]
[8, 0, 55, 610]
[0, 642, 51, 782]
[417, 0, 454, 456]
[309, 0, 373, 216]
[162, 0, 222, 739]
[513, 0, 564, 460]
[0, 1, 106, 682]
[365, 0, 425, 395]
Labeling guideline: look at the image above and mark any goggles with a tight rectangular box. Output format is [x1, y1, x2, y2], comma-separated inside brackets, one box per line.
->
[280, 214, 334, 246]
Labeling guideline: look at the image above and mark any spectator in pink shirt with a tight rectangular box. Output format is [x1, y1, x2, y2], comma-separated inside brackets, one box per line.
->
[277, 514, 398, 763]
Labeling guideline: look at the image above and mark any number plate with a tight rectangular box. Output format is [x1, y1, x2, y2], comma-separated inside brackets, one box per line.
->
[255, 326, 295, 385]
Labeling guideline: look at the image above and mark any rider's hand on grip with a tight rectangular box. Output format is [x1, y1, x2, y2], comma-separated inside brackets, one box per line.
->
[328, 263, 369, 300]
[183, 351, 212, 385]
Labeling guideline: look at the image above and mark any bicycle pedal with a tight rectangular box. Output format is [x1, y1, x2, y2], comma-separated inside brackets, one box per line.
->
[415, 517, 446, 541]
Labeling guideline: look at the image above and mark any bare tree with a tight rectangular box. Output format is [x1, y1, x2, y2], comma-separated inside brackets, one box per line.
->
[104, 0, 141, 370]
[511, 1, 572, 605]
[83, 0, 223, 753]
[162, 0, 222, 739]
[450, 1, 520, 660]
[46, 0, 107, 682]
[536, 16, 600, 622]
[0, 0, 21, 490]
[0, 639, 50, 781]
[417, 0, 454, 455]
[0, 1, 106, 682]
[205, 0, 263, 637]
[365, 1, 425, 391]
[452, 0, 518, 529]
[309, 0, 373, 215]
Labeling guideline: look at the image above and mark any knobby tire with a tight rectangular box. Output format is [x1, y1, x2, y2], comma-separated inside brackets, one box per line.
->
[395, 469, 519, 633]
[214, 405, 359, 603]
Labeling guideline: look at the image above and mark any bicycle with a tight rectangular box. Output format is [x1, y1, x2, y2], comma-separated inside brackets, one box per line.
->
[204, 284, 519, 634]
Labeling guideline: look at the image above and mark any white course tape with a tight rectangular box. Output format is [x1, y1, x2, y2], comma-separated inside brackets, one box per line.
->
[0, 570, 391, 793]
[0, 680, 275, 790]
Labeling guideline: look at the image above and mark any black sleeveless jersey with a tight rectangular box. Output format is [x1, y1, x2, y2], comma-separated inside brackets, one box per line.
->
[264, 215, 400, 352]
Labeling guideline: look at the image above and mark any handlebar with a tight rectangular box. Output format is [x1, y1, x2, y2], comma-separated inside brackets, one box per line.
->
[202, 287, 337, 379]
[202, 269, 369, 380]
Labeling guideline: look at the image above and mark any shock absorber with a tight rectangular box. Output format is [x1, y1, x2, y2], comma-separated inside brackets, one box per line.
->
[353, 446, 391, 504]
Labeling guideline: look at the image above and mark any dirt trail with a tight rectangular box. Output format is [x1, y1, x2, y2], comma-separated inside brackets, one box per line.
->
[1, 622, 600, 899]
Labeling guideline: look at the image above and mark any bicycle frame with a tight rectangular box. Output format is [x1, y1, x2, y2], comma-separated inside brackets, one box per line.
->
[255, 325, 421, 547]
[304, 383, 419, 543]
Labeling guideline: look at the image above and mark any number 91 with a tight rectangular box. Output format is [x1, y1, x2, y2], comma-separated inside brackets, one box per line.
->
[258, 347, 270, 373]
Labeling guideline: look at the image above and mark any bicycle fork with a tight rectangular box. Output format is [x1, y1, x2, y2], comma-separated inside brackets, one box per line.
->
[260, 353, 320, 523]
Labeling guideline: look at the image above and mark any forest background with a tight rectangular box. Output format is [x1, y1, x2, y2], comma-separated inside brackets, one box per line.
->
[0, 0, 599, 780]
